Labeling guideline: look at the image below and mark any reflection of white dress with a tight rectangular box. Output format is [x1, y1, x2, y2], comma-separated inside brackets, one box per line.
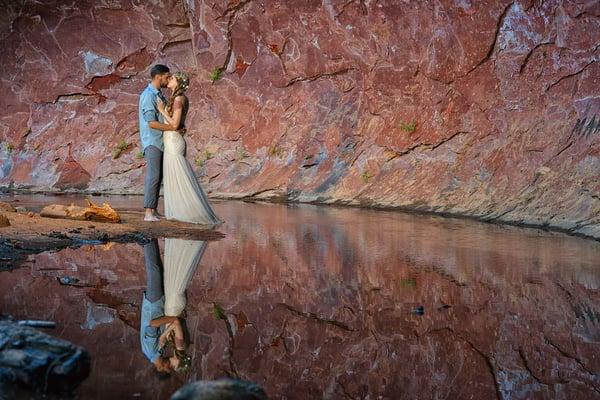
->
[163, 130, 222, 225]
[164, 238, 208, 316]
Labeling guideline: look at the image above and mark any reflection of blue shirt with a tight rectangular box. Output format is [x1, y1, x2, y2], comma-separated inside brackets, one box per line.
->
[138, 84, 166, 152]
[140, 293, 165, 363]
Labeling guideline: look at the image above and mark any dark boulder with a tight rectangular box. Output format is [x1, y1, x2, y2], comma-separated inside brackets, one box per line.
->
[0, 320, 90, 398]
[171, 379, 268, 400]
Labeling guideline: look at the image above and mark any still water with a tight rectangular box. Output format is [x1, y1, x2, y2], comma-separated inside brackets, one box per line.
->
[1, 196, 600, 399]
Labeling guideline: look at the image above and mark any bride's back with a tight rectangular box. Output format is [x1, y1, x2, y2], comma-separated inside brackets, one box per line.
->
[178, 95, 189, 129]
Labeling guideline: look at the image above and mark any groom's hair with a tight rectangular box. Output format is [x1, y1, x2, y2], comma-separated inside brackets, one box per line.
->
[150, 64, 170, 78]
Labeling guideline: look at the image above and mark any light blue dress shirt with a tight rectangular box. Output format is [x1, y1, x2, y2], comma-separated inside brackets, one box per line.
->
[140, 293, 165, 363]
[139, 83, 166, 152]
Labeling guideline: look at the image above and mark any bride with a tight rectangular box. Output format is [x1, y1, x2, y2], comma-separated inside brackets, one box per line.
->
[161, 238, 208, 373]
[157, 72, 222, 225]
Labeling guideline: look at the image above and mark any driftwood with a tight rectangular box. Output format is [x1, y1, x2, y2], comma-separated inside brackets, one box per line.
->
[40, 199, 121, 223]
[0, 320, 90, 397]
[17, 320, 57, 329]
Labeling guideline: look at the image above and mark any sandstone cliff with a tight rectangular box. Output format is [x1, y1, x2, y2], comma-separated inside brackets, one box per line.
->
[0, 0, 599, 238]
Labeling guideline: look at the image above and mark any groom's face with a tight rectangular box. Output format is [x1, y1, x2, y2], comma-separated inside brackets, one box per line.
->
[159, 73, 171, 88]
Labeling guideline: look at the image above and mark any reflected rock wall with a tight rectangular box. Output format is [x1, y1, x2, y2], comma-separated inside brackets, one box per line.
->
[1, 203, 600, 398]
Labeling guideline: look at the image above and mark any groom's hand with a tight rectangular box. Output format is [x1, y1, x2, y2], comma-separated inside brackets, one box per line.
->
[156, 97, 166, 113]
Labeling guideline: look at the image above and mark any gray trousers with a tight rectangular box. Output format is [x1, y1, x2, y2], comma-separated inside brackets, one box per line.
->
[144, 239, 164, 302]
[143, 145, 163, 209]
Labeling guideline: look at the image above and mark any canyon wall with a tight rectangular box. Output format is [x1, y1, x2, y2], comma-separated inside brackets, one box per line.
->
[0, 0, 599, 238]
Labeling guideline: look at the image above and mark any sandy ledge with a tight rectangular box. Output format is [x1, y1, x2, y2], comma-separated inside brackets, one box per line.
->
[0, 209, 225, 269]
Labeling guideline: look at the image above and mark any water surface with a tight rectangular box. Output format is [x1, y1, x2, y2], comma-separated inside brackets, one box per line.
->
[1, 197, 600, 399]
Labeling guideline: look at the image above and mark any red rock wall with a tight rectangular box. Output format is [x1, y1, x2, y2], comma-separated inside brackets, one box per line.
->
[0, 0, 599, 238]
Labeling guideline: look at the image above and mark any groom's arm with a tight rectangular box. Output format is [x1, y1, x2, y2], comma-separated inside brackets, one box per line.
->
[141, 93, 176, 132]
[149, 120, 186, 133]
[150, 316, 180, 327]
[148, 121, 177, 131]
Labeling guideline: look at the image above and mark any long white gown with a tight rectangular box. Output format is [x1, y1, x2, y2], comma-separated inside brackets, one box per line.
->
[164, 238, 208, 316]
[163, 130, 222, 225]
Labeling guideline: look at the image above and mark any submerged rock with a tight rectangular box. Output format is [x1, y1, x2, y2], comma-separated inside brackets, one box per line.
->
[170, 379, 268, 400]
[0, 320, 90, 397]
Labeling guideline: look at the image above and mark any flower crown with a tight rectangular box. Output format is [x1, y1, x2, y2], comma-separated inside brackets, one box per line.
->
[174, 72, 189, 92]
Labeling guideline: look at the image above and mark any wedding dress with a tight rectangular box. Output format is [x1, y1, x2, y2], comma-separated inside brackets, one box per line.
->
[164, 238, 208, 316]
[163, 130, 222, 225]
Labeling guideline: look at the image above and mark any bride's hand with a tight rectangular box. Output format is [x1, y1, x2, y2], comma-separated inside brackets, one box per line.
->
[159, 329, 170, 348]
[156, 97, 165, 113]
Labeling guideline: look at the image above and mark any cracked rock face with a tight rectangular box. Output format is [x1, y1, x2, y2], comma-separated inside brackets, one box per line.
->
[0, 0, 599, 238]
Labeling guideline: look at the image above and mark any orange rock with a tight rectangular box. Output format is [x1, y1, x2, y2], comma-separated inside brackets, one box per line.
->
[0, 202, 16, 213]
[40, 199, 121, 223]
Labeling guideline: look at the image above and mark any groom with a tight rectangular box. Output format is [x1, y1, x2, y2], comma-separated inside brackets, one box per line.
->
[139, 64, 181, 222]
[141, 239, 185, 375]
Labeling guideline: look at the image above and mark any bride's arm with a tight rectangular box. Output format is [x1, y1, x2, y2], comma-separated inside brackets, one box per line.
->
[157, 97, 184, 130]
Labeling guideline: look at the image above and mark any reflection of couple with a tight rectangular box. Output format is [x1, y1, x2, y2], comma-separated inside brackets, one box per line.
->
[139, 64, 222, 225]
[140, 238, 208, 375]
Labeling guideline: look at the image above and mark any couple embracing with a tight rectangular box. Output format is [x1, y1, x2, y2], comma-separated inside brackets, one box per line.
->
[138, 64, 222, 225]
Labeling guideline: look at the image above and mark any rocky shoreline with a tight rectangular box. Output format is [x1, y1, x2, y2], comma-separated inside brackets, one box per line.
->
[3, 189, 598, 243]
[0, 204, 225, 269]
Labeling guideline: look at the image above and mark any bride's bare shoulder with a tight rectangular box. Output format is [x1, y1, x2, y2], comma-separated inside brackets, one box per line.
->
[174, 95, 188, 105]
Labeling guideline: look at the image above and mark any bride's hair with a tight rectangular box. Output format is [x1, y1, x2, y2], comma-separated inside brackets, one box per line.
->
[167, 72, 189, 113]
